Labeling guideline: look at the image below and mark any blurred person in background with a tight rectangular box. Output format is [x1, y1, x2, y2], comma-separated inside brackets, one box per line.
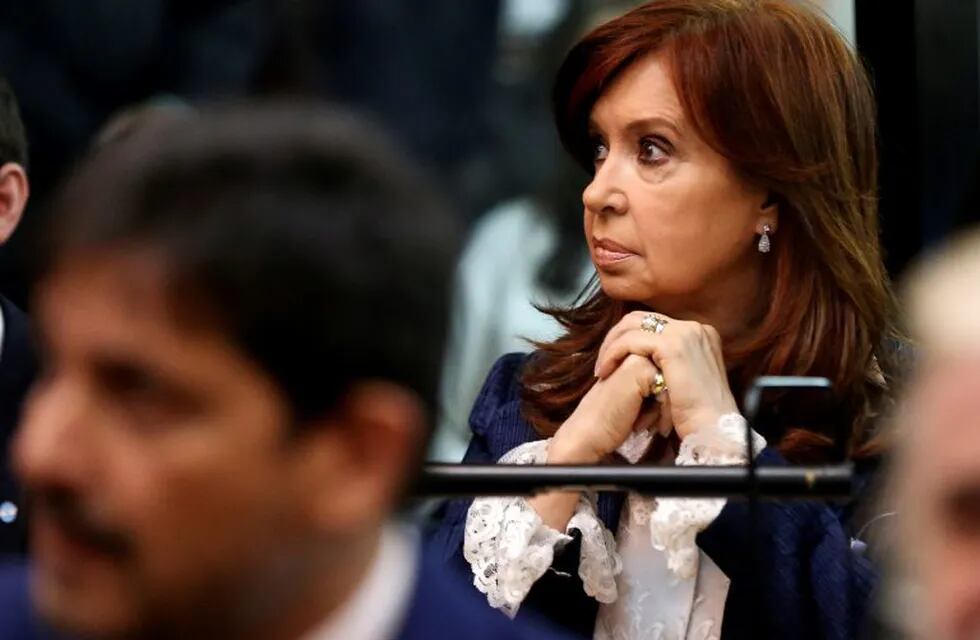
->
[887, 229, 980, 640]
[433, 1, 903, 638]
[428, 151, 592, 463]
[430, 0, 644, 463]
[428, 0, 593, 463]
[0, 0, 270, 306]
[0, 78, 35, 558]
[0, 103, 571, 640]
[0, 0, 503, 308]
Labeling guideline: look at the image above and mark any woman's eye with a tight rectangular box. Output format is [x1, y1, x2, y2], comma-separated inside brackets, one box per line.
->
[592, 140, 609, 163]
[639, 137, 668, 165]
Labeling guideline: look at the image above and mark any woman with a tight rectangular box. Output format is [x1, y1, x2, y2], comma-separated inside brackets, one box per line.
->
[432, 1, 902, 638]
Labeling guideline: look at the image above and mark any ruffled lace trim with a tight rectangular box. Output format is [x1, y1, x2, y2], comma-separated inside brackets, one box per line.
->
[463, 414, 765, 612]
[569, 493, 622, 602]
[650, 413, 766, 579]
[463, 439, 621, 616]
[676, 413, 766, 466]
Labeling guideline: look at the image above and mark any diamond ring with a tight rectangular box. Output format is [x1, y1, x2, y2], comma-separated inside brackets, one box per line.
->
[640, 313, 668, 334]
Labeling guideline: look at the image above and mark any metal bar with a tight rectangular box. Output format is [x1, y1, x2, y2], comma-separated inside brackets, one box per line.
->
[418, 464, 852, 499]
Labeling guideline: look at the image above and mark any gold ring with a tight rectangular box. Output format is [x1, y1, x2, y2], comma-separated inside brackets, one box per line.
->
[640, 313, 668, 334]
[651, 371, 667, 396]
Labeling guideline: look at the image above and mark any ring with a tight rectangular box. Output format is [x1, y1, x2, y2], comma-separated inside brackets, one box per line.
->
[651, 371, 668, 396]
[640, 313, 668, 334]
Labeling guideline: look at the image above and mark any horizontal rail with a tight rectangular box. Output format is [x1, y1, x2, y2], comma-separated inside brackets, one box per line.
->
[418, 464, 852, 499]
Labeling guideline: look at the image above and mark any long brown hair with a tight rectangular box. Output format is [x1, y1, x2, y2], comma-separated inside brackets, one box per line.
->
[522, 0, 905, 462]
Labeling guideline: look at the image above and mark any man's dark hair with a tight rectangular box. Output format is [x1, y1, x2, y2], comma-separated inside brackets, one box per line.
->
[0, 78, 27, 168]
[42, 102, 459, 429]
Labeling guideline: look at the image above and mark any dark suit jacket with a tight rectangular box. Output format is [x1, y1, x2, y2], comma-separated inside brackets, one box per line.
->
[0, 545, 577, 640]
[431, 353, 879, 639]
[0, 296, 36, 557]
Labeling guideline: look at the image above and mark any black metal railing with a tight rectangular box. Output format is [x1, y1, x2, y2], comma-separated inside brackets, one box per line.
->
[418, 376, 851, 500]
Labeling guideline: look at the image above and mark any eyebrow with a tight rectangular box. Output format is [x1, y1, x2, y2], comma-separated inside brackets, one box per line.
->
[588, 116, 684, 140]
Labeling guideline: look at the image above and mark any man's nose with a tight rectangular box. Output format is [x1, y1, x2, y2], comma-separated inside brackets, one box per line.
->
[13, 379, 100, 494]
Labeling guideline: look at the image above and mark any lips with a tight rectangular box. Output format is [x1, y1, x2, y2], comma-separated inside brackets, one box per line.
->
[592, 237, 637, 268]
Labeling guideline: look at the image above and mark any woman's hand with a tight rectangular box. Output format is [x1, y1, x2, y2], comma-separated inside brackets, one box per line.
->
[549, 353, 669, 464]
[594, 311, 738, 440]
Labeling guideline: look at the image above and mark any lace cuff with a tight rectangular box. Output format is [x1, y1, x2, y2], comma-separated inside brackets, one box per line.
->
[676, 413, 767, 465]
[462, 439, 621, 616]
[650, 413, 766, 579]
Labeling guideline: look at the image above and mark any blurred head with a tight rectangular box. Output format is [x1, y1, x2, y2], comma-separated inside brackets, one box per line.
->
[0, 77, 29, 245]
[14, 103, 458, 639]
[896, 230, 980, 640]
[524, 0, 900, 459]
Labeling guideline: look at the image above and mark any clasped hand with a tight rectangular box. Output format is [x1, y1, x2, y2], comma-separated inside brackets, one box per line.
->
[549, 312, 739, 464]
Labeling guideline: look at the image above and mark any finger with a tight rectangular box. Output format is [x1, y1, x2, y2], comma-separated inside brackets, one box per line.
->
[608, 352, 661, 402]
[654, 391, 673, 437]
[596, 329, 669, 379]
[600, 316, 696, 378]
[633, 399, 661, 433]
[634, 356, 662, 403]
[596, 311, 650, 375]
[596, 311, 686, 378]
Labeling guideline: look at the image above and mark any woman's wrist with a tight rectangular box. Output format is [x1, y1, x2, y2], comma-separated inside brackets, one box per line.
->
[675, 399, 739, 440]
[675, 412, 721, 440]
[549, 427, 603, 464]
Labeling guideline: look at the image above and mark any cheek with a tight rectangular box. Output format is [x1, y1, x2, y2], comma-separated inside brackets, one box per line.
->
[119, 422, 291, 588]
[636, 175, 752, 250]
[631, 175, 756, 274]
[911, 475, 980, 636]
[925, 539, 980, 637]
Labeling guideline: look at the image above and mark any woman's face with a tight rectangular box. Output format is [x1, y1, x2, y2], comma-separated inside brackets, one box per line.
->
[584, 52, 775, 322]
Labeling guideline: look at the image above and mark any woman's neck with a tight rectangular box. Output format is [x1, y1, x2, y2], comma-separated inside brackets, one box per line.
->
[643, 257, 769, 344]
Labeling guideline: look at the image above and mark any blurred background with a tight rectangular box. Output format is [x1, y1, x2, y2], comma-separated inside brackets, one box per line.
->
[0, 0, 975, 460]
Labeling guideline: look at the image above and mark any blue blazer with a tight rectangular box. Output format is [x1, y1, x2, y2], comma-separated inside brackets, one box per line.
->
[0, 560, 47, 640]
[0, 547, 575, 640]
[430, 353, 879, 640]
[0, 296, 36, 557]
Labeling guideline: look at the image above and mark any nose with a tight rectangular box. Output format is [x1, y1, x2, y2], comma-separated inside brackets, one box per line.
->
[582, 160, 629, 216]
[14, 377, 98, 493]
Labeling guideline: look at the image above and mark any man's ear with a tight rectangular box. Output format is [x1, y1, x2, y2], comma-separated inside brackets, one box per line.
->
[292, 381, 427, 534]
[0, 162, 28, 245]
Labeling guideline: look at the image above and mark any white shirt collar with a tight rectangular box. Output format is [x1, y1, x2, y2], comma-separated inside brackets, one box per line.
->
[301, 524, 417, 640]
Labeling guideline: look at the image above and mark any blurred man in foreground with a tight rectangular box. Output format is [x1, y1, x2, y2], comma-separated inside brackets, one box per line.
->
[0, 104, 569, 640]
[892, 229, 980, 640]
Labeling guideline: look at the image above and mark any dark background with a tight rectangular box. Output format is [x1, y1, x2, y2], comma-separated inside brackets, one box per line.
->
[0, 0, 974, 304]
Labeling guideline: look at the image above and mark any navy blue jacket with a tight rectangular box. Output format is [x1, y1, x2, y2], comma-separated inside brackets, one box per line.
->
[0, 546, 576, 640]
[0, 296, 36, 557]
[431, 353, 878, 639]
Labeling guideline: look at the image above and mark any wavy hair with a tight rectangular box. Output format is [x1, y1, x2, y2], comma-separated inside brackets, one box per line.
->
[521, 0, 904, 462]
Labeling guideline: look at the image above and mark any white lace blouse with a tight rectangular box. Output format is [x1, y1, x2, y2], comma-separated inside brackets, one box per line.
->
[463, 413, 766, 640]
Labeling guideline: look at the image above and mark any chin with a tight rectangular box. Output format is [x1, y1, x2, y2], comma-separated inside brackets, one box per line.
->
[597, 273, 659, 306]
[32, 566, 139, 639]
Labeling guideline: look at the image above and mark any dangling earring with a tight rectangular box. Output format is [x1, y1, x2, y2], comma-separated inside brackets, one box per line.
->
[758, 223, 772, 253]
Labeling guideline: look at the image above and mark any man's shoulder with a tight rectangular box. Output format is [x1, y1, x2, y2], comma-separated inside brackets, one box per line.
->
[394, 545, 576, 640]
[0, 295, 37, 395]
[0, 560, 46, 639]
[0, 296, 37, 557]
[0, 558, 28, 599]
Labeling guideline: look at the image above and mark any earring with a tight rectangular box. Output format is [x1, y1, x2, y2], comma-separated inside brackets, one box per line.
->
[758, 223, 771, 253]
